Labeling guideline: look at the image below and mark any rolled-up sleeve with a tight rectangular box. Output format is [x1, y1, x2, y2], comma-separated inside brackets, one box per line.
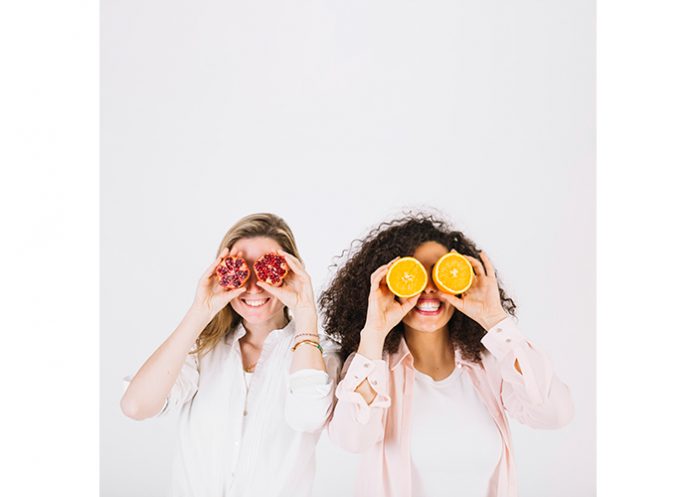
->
[481, 316, 575, 429]
[328, 352, 390, 453]
[284, 336, 342, 433]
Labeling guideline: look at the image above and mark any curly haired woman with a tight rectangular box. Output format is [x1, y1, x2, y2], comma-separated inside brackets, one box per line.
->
[320, 213, 574, 497]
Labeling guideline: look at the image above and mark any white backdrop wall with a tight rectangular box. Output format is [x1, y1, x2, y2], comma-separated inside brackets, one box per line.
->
[101, 0, 594, 495]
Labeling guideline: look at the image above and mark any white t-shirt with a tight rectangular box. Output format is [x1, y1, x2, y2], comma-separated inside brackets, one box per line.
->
[410, 364, 503, 497]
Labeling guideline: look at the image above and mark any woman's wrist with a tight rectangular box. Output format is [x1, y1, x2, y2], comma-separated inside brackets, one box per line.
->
[190, 295, 217, 315]
[478, 308, 509, 331]
[186, 303, 217, 327]
[357, 328, 386, 360]
[293, 310, 318, 334]
[173, 306, 214, 345]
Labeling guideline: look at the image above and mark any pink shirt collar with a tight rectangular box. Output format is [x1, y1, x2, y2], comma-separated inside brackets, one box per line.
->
[388, 335, 481, 372]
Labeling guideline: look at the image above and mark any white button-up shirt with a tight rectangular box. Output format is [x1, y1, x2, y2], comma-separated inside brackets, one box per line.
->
[125, 319, 341, 497]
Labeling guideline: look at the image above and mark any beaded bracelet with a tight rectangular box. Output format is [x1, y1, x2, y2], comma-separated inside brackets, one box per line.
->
[293, 332, 320, 341]
[291, 339, 323, 353]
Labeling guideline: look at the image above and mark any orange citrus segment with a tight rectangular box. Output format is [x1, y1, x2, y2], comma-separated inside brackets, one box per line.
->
[386, 257, 428, 298]
[433, 251, 474, 295]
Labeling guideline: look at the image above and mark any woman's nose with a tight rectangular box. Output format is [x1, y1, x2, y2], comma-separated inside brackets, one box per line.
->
[246, 270, 263, 293]
[423, 268, 437, 293]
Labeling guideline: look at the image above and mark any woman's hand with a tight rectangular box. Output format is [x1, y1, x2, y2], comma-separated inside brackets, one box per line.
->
[256, 249, 318, 325]
[437, 250, 508, 330]
[363, 258, 420, 339]
[191, 247, 247, 321]
[357, 258, 419, 360]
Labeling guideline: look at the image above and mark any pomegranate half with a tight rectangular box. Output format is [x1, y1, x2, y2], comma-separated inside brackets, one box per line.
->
[215, 256, 251, 289]
[253, 253, 289, 287]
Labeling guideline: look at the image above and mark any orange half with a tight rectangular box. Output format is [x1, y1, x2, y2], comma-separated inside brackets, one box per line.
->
[433, 251, 474, 295]
[386, 257, 428, 298]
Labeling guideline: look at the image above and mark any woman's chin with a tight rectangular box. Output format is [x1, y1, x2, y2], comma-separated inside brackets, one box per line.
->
[403, 310, 455, 333]
[239, 313, 270, 324]
[406, 323, 446, 334]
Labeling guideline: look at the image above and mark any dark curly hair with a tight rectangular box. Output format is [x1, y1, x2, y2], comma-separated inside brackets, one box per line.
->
[319, 212, 517, 364]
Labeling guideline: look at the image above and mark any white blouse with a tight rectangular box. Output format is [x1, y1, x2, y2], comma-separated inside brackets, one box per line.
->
[124, 319, 341, 497]
[410, 365, 503, 497]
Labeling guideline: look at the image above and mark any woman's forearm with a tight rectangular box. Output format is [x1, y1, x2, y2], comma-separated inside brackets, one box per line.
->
[328, 351, 390, 452]
[120, 306, 210, 420]
[354, 330, 386, 404]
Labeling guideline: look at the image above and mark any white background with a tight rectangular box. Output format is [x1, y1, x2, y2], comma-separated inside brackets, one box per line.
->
[2, 1, 694, 497]
[101, 1, 593, 496]
[13, 0, 696, 497]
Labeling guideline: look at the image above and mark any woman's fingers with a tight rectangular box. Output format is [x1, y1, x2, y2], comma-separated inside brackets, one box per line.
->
[438, 291, 464, 311]
[479, 250, 496, 280]
[278, 249, 304, 268]
[463, 254, 487, 278]
[370, 257, 399, 290]
[214, 246, 230, 266]
[256, 280, 280, 295]
[222, 286, 247, 302]
[257, 281, 292, 305]
[278, 250, 309, 281]
[400, 295, 421, 314]
[203, 248, 229, 280]
[370, 266, 388, 290]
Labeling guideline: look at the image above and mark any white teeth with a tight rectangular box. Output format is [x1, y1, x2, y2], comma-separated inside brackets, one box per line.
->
[243, 299, 268, 307]
[416, 302, 441, 311]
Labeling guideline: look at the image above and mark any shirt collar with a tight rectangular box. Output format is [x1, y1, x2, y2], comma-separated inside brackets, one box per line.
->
[389, 336, 414, 371]
[388, 335, 478, 371]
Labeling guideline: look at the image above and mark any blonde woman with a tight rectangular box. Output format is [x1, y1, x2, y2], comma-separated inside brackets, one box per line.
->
[121, 213, 340, 497]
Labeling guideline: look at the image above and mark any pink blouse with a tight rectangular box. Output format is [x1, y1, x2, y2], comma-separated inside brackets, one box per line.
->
[327, 316, 575, 497]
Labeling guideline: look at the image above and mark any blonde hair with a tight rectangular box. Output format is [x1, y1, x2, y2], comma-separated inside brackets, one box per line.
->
[192, 213, 301, 356]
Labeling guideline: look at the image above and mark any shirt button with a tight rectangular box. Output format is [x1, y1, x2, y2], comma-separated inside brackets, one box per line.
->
[243, 410, 248, 416]
[505, 338, 512, 343]
[496, 328, 502, 333]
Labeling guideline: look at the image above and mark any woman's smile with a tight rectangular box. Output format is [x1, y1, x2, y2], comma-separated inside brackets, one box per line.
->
[240, 296, 271, 308]
[414, 297, 444, 316]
